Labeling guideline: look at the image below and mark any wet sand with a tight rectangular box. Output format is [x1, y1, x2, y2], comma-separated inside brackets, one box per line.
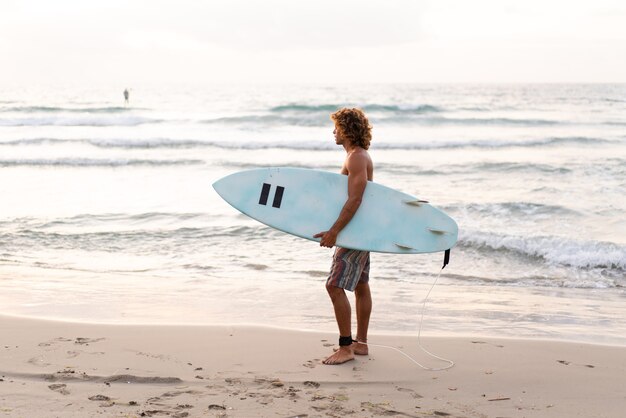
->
[0, 314, 624, 417]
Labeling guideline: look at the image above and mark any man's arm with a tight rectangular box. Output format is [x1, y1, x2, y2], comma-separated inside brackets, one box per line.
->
[314, 154, 368, 248]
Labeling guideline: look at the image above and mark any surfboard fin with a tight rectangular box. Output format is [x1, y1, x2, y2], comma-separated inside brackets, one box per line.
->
[428, 228, 452, 235]
[395, 243, 415, 250]
[403, 199, 429, 206]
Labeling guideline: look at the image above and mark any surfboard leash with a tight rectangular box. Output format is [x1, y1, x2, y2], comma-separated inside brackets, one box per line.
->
[354, 256, 455, 371]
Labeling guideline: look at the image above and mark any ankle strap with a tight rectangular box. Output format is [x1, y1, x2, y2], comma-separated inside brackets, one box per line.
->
[339, 335, 355, 346]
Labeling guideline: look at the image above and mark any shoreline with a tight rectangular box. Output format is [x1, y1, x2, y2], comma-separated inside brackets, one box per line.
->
[1, 314, 625, 417]
[2, 311, 626, 349]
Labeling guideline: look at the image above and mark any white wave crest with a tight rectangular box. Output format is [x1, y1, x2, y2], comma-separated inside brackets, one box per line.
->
[1, 136, 614, 151]
[0, 115, 161, 127]
[460, 230, 626, 270]
[0, 158, 203, 167]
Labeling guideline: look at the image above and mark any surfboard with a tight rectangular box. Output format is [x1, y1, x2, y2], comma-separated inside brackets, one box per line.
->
[213, 167, 458, 254]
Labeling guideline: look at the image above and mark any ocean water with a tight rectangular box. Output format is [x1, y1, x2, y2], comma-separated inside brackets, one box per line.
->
[1, 83, 625, 345]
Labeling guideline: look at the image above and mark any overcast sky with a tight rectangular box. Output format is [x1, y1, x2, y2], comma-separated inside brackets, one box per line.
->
[2, 0, 625, 84]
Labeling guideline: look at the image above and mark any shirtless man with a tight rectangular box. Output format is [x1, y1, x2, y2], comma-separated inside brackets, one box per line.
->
[314, 108, 374, 365]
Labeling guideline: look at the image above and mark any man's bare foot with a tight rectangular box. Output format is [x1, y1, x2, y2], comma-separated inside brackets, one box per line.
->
[352, 341, 368, 355]
[333, 341, 369, 356]
[322, 346, 354, 365]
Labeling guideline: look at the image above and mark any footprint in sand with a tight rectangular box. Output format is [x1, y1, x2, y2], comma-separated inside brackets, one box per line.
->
[224, 377, 242, 385]
[208, 404, 227, 410]
[74, 337, 105, 345]
[48, 383, 70, 395]
[88, 394, 115, 407]
[27, 356, 51, 367]
[396, 386, 423, 399]
[88, 395, 110, 401]
[66, 350, 105, 358]
[161, 390, 202, 398]
[254, 376, 285, 388]
[303, 359, 319, 369]
[557, 360, 595, 368]
[38, 337, 72, 348]
[141, 408, 177, 417]
[361, 401, 410, 416]
[175, 404, 193, 410]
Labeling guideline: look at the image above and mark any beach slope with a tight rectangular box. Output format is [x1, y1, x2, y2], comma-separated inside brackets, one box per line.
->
[0, 315, 624, 417]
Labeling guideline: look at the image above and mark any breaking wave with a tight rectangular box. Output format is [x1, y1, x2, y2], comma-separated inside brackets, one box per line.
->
[459, 230, 626, 271]
[0, 158, 203, 167]
[0, 115, 162, 127]
[0, 136, 615, 151]
[0, 106, 141, 113]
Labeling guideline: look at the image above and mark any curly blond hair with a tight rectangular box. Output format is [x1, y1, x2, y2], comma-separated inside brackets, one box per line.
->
[331, 108, 372, 150]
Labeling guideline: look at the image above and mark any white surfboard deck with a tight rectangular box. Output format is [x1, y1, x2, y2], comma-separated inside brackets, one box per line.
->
[213, 167, 458, 254]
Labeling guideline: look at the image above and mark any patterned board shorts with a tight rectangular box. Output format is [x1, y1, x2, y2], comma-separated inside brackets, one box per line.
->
[326, 247, 370, 292]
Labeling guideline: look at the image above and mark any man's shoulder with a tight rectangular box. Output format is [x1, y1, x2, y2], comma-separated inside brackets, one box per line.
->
[347, 148, 370, 160]
[345, 149, 370, 171]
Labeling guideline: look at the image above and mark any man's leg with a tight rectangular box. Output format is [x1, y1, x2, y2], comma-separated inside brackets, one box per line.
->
[354, 281, 372, 355]
[323, 284, 355, 365]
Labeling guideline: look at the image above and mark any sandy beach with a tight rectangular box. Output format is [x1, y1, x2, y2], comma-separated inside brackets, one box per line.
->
[0, 314, 624, 418]
[3, 0, 626, 416]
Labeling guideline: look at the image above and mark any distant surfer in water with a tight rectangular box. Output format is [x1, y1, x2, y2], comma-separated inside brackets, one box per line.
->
[314, 108, 374, 365]
[123, 88, 130, 105]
